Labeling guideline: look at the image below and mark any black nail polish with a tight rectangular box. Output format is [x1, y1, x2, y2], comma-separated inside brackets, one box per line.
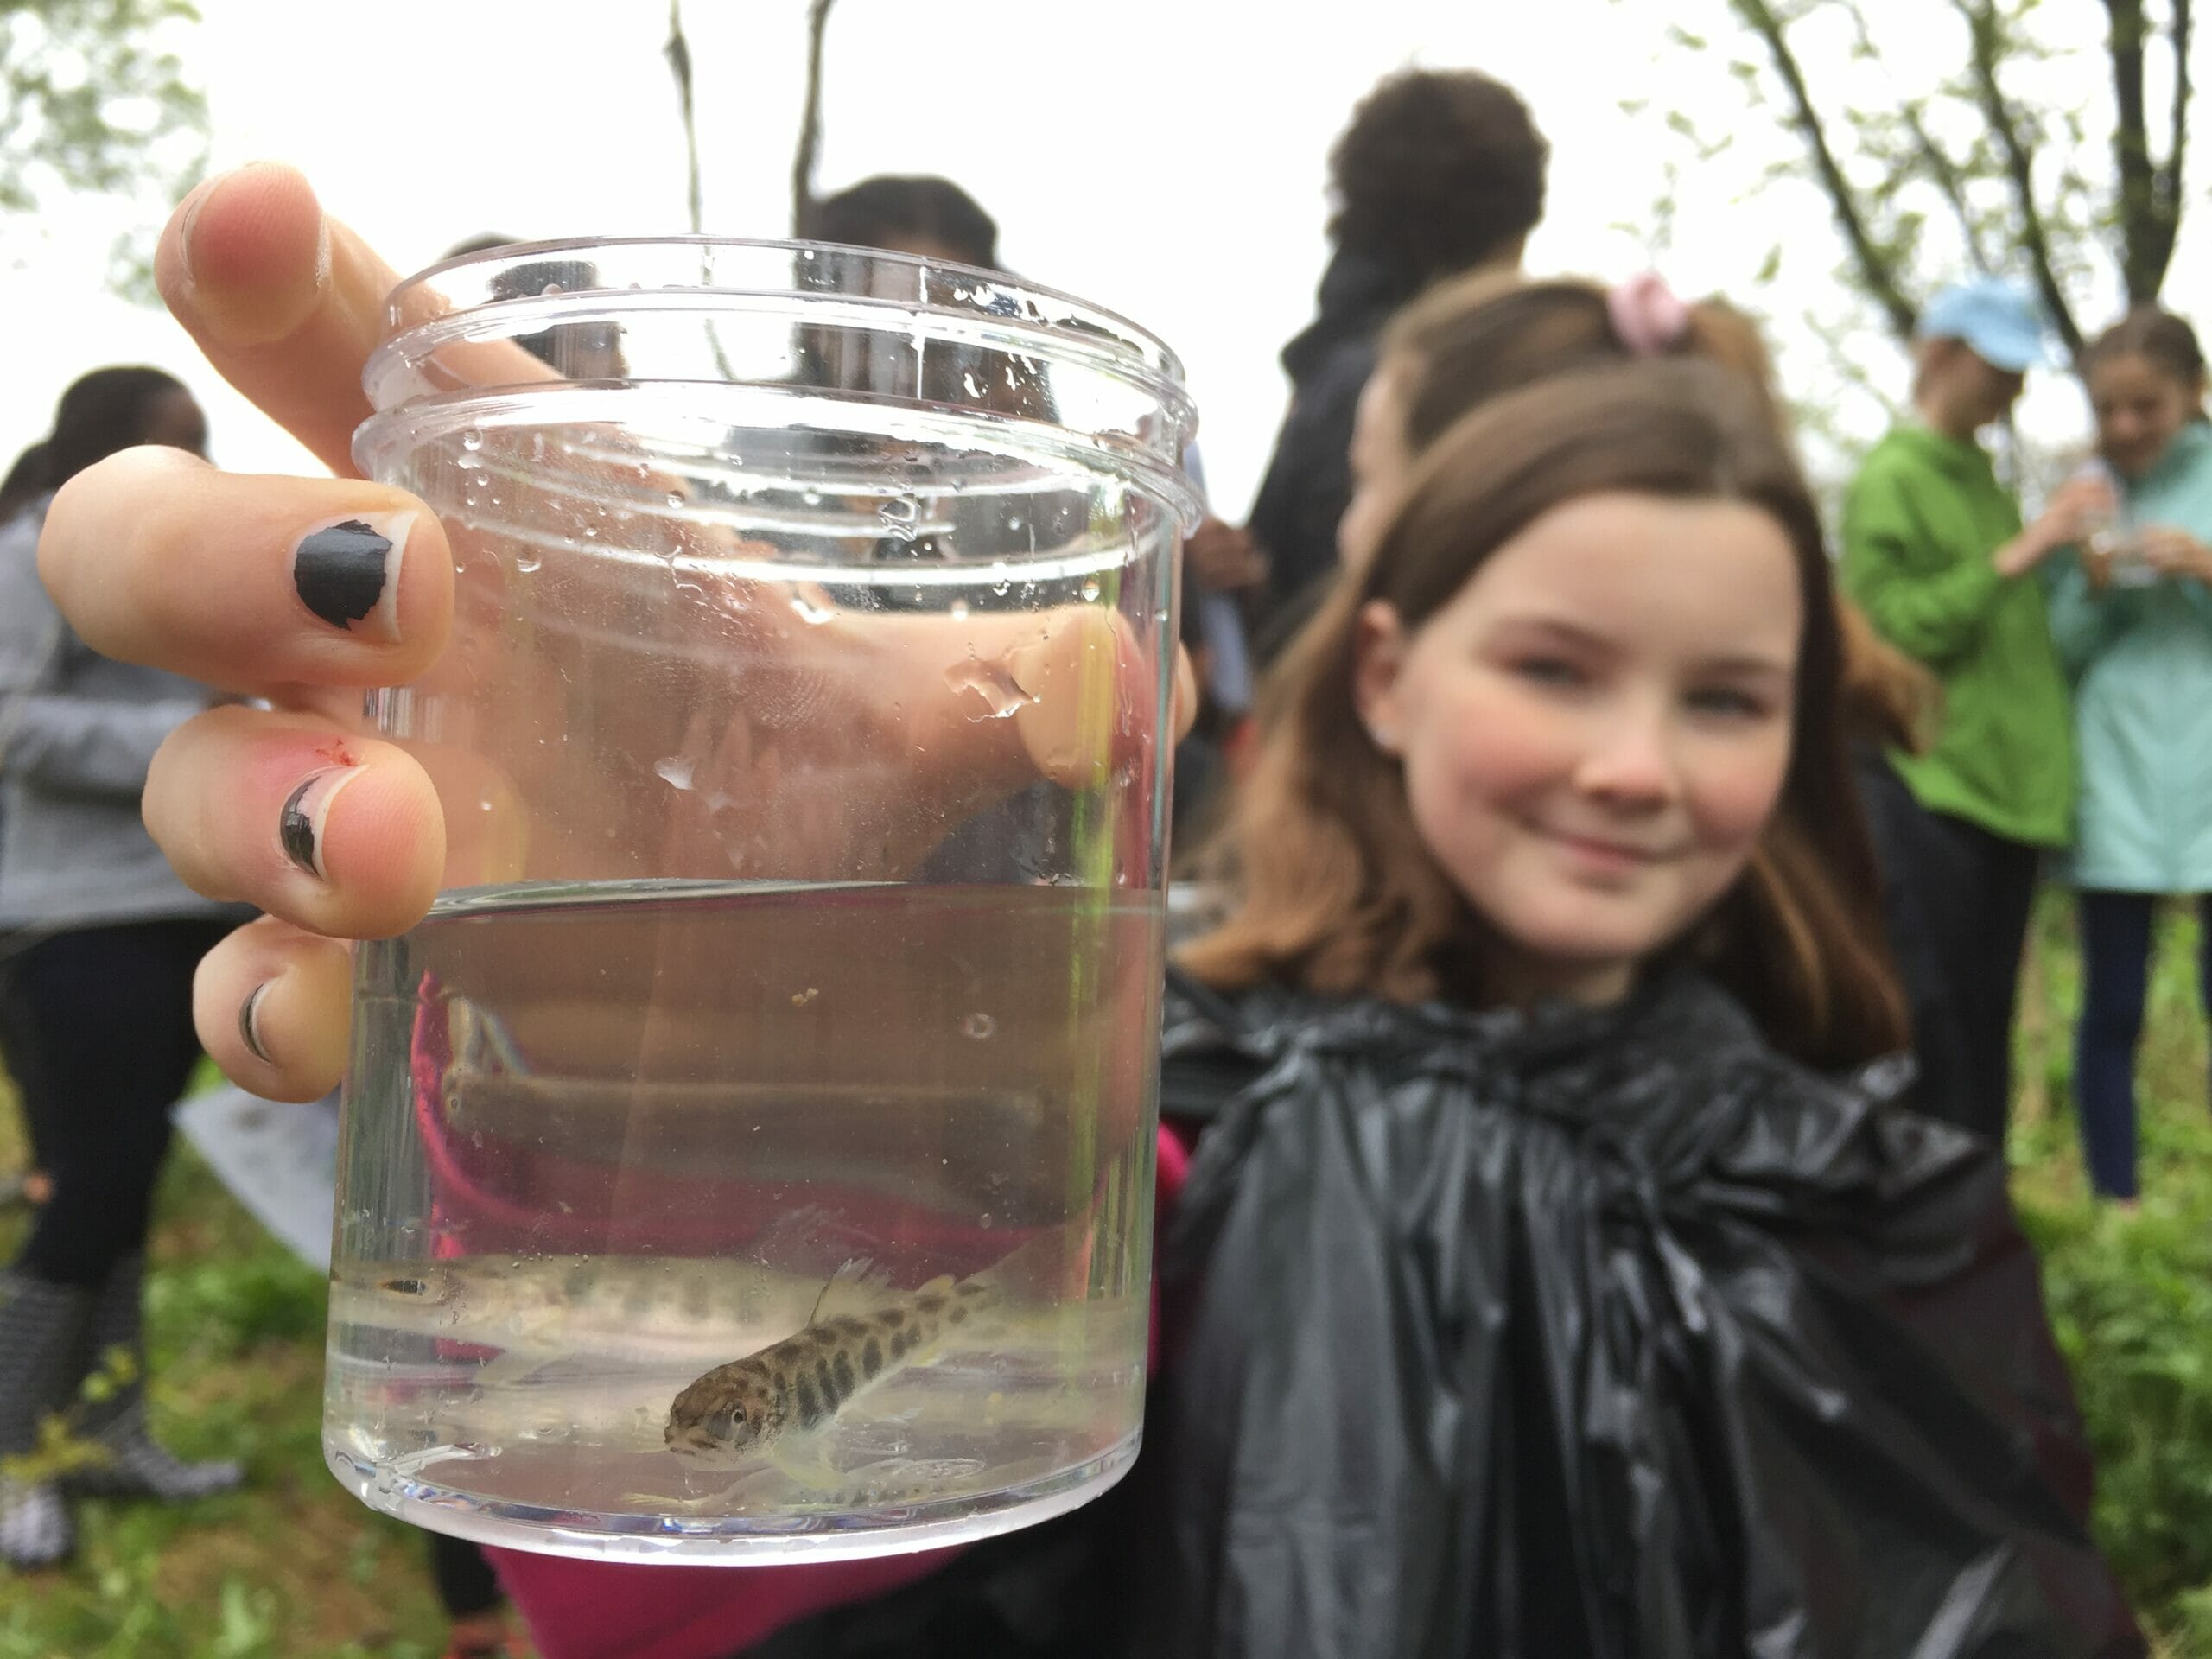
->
[292, 512, 414, 642]
[280, 767, 363, 880]
[238, 985, 274, 1065]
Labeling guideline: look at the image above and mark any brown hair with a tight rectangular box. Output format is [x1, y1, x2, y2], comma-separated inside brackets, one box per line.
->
[1837, 600, 1940, 753]
[2085, 304, 2210, 414]
[1382, 273, 1789, 451]
[1180, 359, 1909, 1071]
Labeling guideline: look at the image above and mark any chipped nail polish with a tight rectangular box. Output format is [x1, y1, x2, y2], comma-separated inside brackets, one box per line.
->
[280, 766, 364, 880]
[292, 512, 416, 642]
[238, 984, 274, 1065]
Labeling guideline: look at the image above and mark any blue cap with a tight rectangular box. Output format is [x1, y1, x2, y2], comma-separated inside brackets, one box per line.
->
[1915, 279, 2057, 373]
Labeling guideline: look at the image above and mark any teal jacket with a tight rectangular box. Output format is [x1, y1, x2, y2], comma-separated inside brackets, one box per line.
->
[2045, 422, 2212, 893]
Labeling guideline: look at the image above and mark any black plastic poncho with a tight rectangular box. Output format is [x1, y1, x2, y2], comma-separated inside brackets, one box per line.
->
[1138, 966, 2140, 1659]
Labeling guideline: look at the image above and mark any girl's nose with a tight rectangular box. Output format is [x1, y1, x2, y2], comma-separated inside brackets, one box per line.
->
[1573, 711, 1679, 807]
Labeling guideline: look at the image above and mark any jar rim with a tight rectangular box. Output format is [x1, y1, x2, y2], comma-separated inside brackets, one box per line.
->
[363, 235, 1205, 531]
[379, 233, 1189, 391]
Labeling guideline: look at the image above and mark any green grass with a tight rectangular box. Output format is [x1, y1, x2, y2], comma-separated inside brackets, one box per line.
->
[2011, 893, 2212, 1656]
[4, 901, 2212, 1653]
[0, 1062, 452, 1659]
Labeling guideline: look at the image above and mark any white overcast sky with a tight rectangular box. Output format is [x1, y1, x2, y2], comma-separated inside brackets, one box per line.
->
[3, 0, 2194, 512]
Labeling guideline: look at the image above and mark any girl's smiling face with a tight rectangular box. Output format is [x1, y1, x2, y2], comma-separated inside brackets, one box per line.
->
[2089, 349, 2200, 480]
[1354, 490, 1802, 1007]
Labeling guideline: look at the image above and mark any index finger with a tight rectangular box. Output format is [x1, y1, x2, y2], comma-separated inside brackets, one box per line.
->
[154, 162, 398, 477]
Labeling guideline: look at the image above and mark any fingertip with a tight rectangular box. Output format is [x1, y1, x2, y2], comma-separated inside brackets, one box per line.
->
[160, 162, 330, 346]
[1173, 645, 1199, 744]
[196, 919, 352, 1103]
[312, 756, 447, 939]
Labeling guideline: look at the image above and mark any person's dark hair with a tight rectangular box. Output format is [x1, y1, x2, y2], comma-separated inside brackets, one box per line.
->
[2085, 305, 2210, 416]
[0, 441, 52, 523]
[804, 175, 1000, 270]
[483, 255, 607, 372]
[444, 232, 522, 260]
[1327, 69, 1548, 286]
[1181, 359, 1907, 1071]
[45, 366, 193, 491]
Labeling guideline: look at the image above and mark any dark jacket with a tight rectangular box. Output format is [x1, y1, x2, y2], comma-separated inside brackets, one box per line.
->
[1853, 741, 1979, 1129]
[1245, 251, 1421, 651]
[744, 969, 2139, 1659]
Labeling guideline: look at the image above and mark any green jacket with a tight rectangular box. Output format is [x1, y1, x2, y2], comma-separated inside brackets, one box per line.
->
[1840, 425, 2074, 847]
[2044, 422, 2212, 892]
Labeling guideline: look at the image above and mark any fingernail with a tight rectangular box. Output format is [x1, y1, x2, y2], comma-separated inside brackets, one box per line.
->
[238, 984, 275, 1065]
[175, 177, 217, 288]
[280, 766, 365, 880]
[292, 512, 416, 642]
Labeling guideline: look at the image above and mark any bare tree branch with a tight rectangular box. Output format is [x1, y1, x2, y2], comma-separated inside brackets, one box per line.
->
[1730, 0, 1920, 340]
[1837, 0, 1993, 272]
[791, 0, 838, 237]
[665, 0, 703, 235]
[2165, 0, 2191, 290]
[2106, 0, 2165, 301]
[1953, 0, 2081, 352]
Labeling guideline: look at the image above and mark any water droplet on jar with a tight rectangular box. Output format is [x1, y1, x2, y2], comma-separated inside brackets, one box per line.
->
[539, 280, 566, 296]
[801, 490, 823, 507]
[461, 429, 484, 451]
[949, 599, 970, 620]
[1080, 577, 1103, 602]
[665, 491, 685, 509]
[655, 756, 695, 790]
[515, 554, 542, 573]
[962, 1013, 995, 1040]
[944, 659, 1028, 719]
[791, 594, 835, 625]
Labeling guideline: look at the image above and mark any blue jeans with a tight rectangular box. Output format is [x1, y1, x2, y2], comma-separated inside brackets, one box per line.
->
[2074, 891, 2212, 1199]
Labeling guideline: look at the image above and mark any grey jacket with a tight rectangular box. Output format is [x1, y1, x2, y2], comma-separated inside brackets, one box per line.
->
[0, 498, 235, 932]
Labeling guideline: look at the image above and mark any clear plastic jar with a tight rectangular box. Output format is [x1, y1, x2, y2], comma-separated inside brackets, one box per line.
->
[325, 238, 1198, 1562]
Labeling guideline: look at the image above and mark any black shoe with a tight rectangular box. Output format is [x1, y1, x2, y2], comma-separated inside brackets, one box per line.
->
[61, 1254, 241, 1503]
[0, 1270, 93, 1567]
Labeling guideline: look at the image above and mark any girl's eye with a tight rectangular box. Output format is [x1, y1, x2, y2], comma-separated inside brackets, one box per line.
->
[1687, 686, 1770, 720]
[1512, 656, 1585, 688]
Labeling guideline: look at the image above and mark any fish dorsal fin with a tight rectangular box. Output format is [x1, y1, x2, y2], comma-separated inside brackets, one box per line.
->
[807, 1258, 897, 1326]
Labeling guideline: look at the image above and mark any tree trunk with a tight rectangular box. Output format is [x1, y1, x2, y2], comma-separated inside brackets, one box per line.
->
[665, 0, 704, 235]
[2105, 0, 2189, 304]
[791, 0, 838, 238]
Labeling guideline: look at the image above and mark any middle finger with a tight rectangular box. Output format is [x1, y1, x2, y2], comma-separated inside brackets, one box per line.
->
[41, 445, 452, 696]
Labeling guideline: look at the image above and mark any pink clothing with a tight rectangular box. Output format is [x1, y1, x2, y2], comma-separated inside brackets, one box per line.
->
[488, 1123, 1196, 1659]
[488, 1547, 956, 1659]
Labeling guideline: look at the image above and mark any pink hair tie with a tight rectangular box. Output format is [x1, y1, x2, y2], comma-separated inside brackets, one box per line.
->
[1607, 271, 1693, 357]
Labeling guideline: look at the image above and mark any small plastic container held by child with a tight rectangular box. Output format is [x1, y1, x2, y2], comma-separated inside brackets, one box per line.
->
[323, 238, 1198, 1563]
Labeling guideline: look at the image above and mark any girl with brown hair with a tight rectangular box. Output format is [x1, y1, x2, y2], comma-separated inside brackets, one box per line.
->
[2047, 305, 2212, 1201]
[1141, 358, 2135, 1656]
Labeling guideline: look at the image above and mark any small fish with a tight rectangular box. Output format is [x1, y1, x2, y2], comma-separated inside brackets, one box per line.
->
[332, 1253, 823, 1369]
[664, 1260, 997, 1468]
